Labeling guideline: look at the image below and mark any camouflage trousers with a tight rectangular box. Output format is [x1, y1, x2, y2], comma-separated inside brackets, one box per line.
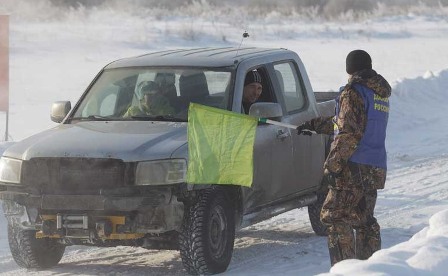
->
[320, 162, 385, 266]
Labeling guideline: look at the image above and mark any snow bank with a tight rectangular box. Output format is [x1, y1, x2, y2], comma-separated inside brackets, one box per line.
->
[387, 68, 448, 166]
[318, 209, 448, 276]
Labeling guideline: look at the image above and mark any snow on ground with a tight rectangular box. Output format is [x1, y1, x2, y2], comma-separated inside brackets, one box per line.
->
[320, 209, 448, 276]
[1, 8, 448, 276]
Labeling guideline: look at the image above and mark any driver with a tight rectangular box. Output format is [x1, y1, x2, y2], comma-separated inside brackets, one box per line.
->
[124, 81, 175, 117]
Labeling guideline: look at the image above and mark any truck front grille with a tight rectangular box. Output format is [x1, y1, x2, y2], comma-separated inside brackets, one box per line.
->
[21, 158, 127, 194]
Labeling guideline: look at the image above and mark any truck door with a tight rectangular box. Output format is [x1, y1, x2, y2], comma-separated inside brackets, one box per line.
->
[240, 67, 296, 212]
[272, 61, 326, 195]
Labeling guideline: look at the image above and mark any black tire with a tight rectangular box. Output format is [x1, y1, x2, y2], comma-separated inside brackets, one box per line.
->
[308, 189, 329, 236]
[179, 187, 236, 275]
[8, 223, 65, 269]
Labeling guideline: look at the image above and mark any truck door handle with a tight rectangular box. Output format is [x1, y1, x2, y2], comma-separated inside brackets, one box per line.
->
[276, 129, 290, 140]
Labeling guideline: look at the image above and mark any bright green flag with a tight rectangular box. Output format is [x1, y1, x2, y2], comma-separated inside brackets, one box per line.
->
[187, 103, 257, 187]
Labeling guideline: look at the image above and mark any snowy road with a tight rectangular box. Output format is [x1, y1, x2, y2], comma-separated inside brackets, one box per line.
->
[1, 155, 447, 275]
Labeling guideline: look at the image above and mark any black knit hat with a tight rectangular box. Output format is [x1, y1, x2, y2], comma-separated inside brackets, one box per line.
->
[139, 81, 159, 97]
[244, 70, 262, 86]
[346, 50, 372, 74]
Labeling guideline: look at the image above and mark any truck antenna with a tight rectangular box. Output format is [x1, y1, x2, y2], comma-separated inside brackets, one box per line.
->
[236, 31, 249, 57]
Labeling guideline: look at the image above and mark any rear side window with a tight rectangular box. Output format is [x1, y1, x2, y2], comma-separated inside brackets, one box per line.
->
[273, 62, 306, 113]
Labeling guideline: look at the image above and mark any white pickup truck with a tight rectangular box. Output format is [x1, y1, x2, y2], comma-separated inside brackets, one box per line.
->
[0, 47, 336, 275]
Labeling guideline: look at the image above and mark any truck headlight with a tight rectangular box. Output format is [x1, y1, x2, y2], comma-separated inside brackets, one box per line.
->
[135, 159, 186, 185]
[0, 157, 22, 184]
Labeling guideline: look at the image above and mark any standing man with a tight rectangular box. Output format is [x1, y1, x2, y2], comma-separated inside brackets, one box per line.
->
[297, 50, 391, 265]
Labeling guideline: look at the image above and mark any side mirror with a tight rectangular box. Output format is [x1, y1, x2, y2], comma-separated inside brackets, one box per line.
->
[51, 101, 71, 123]
[248, 102, 283, 119]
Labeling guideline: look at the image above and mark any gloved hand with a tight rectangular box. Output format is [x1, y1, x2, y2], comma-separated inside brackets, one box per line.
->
[297, 121, 314, 136]
[322, 168, 340, 187]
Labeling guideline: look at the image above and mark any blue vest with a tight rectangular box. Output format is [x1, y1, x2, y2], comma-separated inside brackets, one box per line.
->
[334, 84, 389, 169]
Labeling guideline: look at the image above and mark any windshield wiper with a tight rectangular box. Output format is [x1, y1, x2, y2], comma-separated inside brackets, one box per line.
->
[130, 115, 187, 122]
[70, 115, 113, 121]
[88, 115, 111, 121]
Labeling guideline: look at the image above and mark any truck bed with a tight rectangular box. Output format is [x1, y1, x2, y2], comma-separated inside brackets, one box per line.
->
[315, 92, 337, 118]
[314, 91, 338, 103]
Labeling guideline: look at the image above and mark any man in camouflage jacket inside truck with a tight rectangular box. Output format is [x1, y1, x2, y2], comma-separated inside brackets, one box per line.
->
[297, 50, 392, 266]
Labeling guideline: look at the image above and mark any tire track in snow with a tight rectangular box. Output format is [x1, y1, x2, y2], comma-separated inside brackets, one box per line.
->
[224, 209, 330, 274]
[226, 156, 448, 274]
[377, 156, 448, 226]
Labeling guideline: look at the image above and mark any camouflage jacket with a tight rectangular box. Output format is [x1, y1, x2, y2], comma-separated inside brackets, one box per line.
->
[311, 69, 391, 186]
[123, 96, 175, 117]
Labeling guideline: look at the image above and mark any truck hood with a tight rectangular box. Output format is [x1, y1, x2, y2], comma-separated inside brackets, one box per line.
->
[3, 121, 188, 162]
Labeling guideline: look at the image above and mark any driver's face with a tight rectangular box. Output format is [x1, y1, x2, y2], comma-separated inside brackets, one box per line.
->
[142, 90, 159, 106]
[243, 82, 262, 103]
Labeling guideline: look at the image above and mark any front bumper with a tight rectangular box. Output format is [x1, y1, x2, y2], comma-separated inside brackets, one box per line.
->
[0, 188, 185, 236]
[0, 192, 172, 211]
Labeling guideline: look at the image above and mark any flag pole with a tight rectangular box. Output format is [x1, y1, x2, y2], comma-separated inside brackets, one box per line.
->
[258, 118, 297, 129]
[258, 118, 317, 134]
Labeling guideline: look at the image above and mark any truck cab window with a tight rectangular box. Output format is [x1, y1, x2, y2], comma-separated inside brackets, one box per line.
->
[273, 62, 306, 113]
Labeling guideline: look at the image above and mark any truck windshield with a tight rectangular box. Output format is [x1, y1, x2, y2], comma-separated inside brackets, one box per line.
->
[71, 68, 232, 122]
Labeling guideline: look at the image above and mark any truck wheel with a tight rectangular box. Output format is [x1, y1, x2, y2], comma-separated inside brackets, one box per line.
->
[179, 187, 235, 275]
[8, 223, 65, 269]
[308, 189, 329, 236]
